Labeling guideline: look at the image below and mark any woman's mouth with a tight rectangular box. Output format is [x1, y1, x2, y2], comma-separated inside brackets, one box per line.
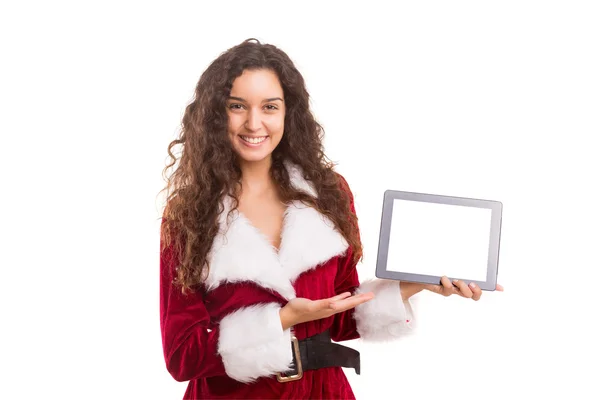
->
[239, 135, 269, 147]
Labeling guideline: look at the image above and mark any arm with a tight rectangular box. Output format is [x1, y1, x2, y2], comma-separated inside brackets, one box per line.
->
[160, 218, 294, 383]
[159, 220, 225, 382]
[330, 246, 417, 342]
[329, 175, 417, 342]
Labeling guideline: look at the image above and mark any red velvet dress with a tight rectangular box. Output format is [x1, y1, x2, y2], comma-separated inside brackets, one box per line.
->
[160, 164, 416, 399]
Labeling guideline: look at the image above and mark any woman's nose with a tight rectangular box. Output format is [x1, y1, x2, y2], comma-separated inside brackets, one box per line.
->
[245, 109, 262, 131]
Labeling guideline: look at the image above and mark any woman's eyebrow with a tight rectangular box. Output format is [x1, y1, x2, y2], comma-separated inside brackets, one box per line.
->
[227, 96, 284, 103]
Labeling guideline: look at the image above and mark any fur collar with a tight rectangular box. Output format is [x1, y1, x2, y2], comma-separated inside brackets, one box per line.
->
[204, 161, 349, 300]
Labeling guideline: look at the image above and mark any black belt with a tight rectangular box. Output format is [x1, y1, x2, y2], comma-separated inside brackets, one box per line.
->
[276, 329, 360, 382]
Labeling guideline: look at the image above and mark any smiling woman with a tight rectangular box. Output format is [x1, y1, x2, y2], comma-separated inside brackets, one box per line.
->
[158, 38, 487, 400]
[158, 38, 400, 399]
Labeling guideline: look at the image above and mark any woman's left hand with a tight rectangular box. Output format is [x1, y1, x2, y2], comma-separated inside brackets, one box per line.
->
[399, 276, 504, 301]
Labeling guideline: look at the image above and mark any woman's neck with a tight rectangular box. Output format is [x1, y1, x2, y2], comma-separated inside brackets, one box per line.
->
[238, 157, 275, 196]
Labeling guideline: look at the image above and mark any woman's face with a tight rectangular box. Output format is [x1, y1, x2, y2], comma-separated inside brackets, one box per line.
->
[226, 69, 286, 165]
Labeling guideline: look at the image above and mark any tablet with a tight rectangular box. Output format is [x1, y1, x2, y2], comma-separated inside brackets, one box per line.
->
[375, 190, 502, 291]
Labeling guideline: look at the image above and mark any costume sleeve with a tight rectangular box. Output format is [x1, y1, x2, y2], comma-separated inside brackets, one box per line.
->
[216, 302, 294, 383]
[329, 175, 417, 343]
[329, 244, 361, 342]
[160, 219, 227, 382]
[353, 278, 416, 341]
[160, 218, 294, 383]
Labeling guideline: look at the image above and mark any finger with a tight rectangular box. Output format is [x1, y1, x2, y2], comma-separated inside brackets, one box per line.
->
[329, 292, 353, 301]
[330, 292, 374, 311]
[326, 292, 355, 309]
[321, 292, 370, 311]
[440, 276, 455, 297]
[311, 296, 345, 312]
[452, 279, 473, 298]
[424, 279, 461, 296]
[469, 282, 482, 301]
[496, 283, 504, 291]
[334, 295, 374, 312]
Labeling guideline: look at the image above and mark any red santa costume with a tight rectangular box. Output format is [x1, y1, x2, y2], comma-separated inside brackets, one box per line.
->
[160, 162, 416, 399]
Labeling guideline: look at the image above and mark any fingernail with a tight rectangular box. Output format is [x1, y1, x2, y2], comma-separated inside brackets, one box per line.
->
[469, 282, 476, 288]
[452, 279, 458, 284]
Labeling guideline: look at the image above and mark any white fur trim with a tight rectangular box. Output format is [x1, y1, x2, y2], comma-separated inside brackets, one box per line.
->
[354, 279, 416, 341]
[205, 195, 296, 299]
[284, 159, 317, 197]
[205, 162, 348, 299]
[217, 303, 294, 383]
[279, 201, 349, 283]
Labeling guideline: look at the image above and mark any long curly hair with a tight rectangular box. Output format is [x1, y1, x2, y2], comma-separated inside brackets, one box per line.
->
[159, 38, 362, 295]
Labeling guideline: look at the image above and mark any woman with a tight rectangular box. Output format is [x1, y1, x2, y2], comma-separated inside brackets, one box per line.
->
[159, 38, 501, 399]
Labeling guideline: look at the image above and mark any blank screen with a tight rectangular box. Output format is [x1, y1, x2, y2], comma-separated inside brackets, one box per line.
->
[386, 199, 493, 281]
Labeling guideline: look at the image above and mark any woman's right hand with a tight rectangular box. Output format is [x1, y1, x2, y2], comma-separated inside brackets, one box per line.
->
[279, 291, 375, 330]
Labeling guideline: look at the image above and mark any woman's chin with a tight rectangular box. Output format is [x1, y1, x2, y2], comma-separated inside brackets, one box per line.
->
[234, 148, 273, 164]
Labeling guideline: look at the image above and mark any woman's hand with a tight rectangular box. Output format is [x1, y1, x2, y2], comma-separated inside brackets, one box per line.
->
[400, 276, 504, 301]
[279, 291, 374, 330]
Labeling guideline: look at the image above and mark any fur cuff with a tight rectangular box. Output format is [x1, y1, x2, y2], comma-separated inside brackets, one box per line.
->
[354, 279, 416, 341]
[217, 303, 293, 383]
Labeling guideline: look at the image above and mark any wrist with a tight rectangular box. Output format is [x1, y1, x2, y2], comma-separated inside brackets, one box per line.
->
[279, 306, 294, 331]
[399, 282, 421, 301]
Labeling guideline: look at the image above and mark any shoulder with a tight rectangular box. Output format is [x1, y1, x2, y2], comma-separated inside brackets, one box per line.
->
[285, 160, 355, 203]
[161, 196, 185, 246]
[333, 171, 355, 202]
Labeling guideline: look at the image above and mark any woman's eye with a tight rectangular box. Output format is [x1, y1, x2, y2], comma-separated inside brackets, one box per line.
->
[228, 104, 278, 111]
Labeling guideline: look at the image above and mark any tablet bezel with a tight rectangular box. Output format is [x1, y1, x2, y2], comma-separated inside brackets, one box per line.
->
[375, 190, 502, 291]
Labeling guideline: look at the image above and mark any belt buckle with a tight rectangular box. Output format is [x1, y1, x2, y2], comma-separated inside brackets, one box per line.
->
[276, 335, 303, 382]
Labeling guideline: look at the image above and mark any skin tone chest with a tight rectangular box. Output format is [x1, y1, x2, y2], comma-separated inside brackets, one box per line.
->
[237, 188, 287, 252]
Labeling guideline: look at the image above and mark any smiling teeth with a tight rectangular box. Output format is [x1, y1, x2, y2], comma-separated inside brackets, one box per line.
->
[241, 136, 267, 144]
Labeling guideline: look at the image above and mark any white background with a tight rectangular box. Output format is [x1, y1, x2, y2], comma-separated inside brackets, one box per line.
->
[1, 1, 598, 399]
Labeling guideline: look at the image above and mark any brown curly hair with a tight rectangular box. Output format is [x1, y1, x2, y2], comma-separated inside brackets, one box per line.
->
[159, 38, 362, 295]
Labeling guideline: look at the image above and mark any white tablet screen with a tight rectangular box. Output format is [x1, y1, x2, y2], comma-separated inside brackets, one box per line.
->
[386, 199, 493, 281]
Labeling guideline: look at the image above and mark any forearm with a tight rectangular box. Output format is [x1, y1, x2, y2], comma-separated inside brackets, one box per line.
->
[279, 306, 295, 331]
[165, 328, 226, 382]
[399, 281, 422, 301]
